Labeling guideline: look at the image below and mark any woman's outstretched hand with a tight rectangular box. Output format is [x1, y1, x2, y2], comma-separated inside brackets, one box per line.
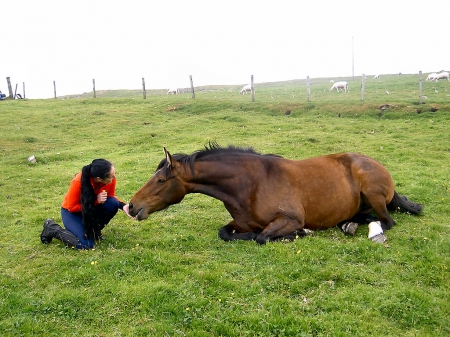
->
[122, 204, 136, 220]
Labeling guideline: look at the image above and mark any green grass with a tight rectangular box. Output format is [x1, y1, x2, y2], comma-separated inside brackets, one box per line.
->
[0, 74, 449, 336]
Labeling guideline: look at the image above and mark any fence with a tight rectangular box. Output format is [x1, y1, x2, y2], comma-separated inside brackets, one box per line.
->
[3, 72, 433, 102]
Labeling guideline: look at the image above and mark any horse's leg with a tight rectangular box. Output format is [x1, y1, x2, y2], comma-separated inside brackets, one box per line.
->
[255, 215, 304, 245]
[218, 222, 258, 242]
[342, 211, 379, 225]
[365, 195, 396, 231]
[339, 211, 379, 235]
[271, 229, 311, 242]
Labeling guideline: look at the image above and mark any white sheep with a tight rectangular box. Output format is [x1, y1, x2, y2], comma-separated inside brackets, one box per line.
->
[373, 75, 380, 80]
[329, 81, 349, 93]
[426, 73, 438, 81]
[239, 84, 252, 94]
[167, 88, 179, 95]
[434, 72, 449, 82]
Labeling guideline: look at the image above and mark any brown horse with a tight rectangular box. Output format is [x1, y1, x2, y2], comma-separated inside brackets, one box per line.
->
[129, 144, 422, 244]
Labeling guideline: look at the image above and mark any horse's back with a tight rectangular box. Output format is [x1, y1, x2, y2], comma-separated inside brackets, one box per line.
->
[307, 152, 395, 196]
[338, 153, 395, 191]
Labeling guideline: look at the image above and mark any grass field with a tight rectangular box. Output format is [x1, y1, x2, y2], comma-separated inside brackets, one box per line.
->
[1, 74, 449, 336]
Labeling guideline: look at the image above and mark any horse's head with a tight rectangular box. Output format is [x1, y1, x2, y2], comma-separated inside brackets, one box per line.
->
[129, 148, 187, 220]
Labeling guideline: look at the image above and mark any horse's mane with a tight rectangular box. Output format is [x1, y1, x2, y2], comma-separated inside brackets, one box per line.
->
[156, 143, 280, 172]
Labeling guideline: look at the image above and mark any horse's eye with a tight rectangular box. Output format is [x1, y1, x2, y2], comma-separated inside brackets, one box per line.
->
[157, 178, 166, 184]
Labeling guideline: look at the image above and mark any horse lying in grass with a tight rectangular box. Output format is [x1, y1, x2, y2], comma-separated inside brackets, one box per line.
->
[129, 145, 423, 244]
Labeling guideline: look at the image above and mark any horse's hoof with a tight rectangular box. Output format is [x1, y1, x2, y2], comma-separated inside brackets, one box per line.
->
[295, 229, 313, 238]
[218, 225, 236, 241]
[370, 233, 387, 244]
[255, 236, 267, 245]
[341, 222, 359, 236]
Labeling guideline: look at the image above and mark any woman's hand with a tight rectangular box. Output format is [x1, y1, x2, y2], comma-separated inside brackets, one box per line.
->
[97, 190, 107, 204]
[122, 204, 136, 220]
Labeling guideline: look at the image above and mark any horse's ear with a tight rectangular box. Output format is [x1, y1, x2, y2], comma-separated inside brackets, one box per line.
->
[163, 147, 172, 168]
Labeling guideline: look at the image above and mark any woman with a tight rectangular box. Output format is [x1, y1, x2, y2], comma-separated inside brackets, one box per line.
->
[40, 159, 135, 249]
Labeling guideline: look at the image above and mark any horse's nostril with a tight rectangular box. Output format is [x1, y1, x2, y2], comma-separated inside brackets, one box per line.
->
[129, 203, 133, 211]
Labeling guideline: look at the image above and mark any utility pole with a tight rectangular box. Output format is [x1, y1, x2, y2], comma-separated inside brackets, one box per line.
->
[352, 36, 355, 81]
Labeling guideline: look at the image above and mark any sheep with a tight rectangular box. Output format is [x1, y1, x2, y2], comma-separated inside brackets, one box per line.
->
[329, 81, 349, 93]
[434, 72, 449, 82]
[239, 84, 252, 94]
[426, 73, 438, 81]
[167, 88, 179, 95]
[373, 75, 380, 80]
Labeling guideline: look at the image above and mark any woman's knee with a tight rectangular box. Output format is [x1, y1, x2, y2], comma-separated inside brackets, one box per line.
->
[101, 197, 119, 213]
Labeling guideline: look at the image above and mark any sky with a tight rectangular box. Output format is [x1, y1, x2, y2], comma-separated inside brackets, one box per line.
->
[2, 0, 449, 99]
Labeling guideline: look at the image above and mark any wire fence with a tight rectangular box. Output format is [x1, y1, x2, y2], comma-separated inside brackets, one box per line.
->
[4, 70, 447, 102]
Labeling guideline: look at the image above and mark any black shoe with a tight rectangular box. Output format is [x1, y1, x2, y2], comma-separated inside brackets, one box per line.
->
[40, 218, 58, 244]
[41, 219, 82, 248]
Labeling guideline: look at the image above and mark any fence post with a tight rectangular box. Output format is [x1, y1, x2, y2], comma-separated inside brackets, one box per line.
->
[6, 77, 13, 98]
[361, 73, 365, 101]
[53, 81, 57, 99]
[251, 75, 255, 102]
[189, 75, 195, 98]
[142, 77, 146, 99]
[93, 79, 96, 98]
[306, 76, 311, 102]
[419, 71, 423, 104]
[23, 82, 26, 99]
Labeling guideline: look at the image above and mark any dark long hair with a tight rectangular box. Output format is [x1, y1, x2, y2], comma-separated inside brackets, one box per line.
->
[81, 159, 112, 236]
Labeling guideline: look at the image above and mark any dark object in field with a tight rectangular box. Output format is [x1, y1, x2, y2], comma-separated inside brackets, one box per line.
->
[285, 110, 291, 115]
[129, 144, 423, 245]
[379, 104, 390, 111]
[416, 109, 422, 114]
[429, 107, 438, 112]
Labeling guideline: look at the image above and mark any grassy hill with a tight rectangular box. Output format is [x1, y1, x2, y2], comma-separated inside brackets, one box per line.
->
[0, 74, 449, 336]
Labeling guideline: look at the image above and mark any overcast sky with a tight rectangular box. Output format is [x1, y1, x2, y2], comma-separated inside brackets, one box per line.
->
[2, 0, 449, 98]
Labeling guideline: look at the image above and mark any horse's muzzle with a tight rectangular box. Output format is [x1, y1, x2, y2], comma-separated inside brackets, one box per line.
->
[129, 203, 147, 221]
[128, 203, 135, 216]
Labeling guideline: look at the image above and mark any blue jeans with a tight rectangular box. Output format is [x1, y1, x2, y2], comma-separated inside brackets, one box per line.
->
[61, 197, 119, 249]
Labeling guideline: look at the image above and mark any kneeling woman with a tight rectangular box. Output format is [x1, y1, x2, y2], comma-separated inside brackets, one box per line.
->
[41, 159, 135, 249]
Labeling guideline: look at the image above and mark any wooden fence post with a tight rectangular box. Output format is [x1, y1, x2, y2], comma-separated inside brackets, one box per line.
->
[142, 78, 146, 99]
[189, 75, 195, 98]
[361, 73, 365, 101]
[53, 81, 57, 99]
[23, 82, 26, 99]
[251, 75, 255, 102]
[419, 71, 423, 104]
[6, 77, 13, 98]
[93, 79, 96, 98]
[306, 76, 311, 102]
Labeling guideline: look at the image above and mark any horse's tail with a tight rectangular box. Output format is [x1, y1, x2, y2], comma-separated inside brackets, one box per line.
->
[387, 191, 423, 215]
